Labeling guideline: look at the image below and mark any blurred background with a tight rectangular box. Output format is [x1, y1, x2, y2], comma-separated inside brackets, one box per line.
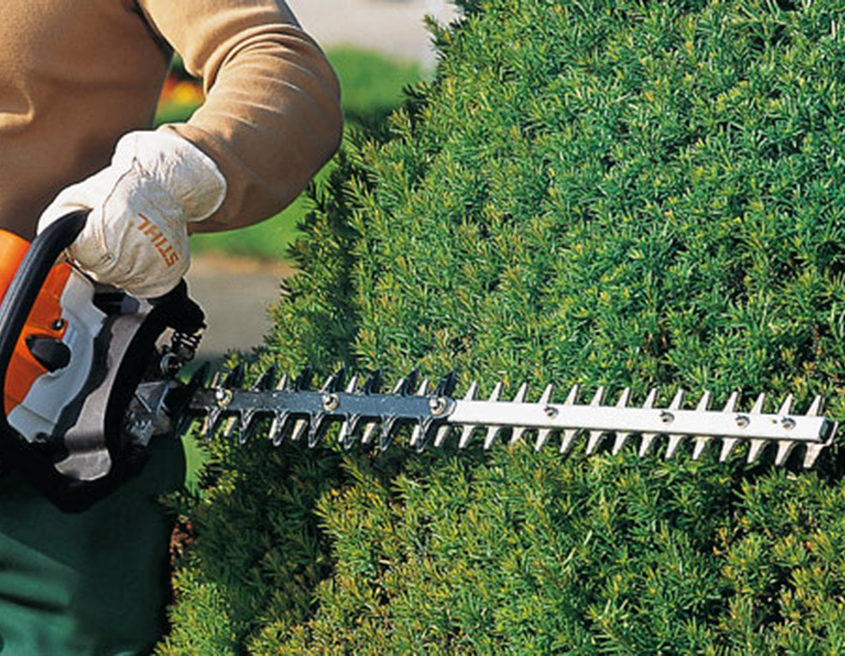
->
[155, 0, 457, 361]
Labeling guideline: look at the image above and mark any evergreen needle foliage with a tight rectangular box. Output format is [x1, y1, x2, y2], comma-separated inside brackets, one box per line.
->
[159, 1, 845, 653]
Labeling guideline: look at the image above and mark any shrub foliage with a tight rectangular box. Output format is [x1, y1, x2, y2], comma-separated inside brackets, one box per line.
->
[159, 1, 845, 653]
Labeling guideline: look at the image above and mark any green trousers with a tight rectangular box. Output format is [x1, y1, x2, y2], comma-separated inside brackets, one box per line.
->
[0, 436, 185, 655]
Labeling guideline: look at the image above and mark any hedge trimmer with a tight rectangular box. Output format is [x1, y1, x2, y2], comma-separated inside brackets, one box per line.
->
[0, 213, 838, 511]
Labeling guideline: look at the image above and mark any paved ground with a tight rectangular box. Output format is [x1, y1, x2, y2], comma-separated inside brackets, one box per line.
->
[185, 256, 294, 362]
[187, 0, 458, 362]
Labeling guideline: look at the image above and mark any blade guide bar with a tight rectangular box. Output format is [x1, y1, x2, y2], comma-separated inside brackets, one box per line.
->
[189, 388, 449, 426]
[185, 375, 838, 466]
[447, 400, 835, 443]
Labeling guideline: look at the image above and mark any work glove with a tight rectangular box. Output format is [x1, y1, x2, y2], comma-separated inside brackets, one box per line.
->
[38, 130, 227, 299]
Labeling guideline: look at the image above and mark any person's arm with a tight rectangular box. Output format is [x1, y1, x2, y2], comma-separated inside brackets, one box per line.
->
[38, 1, 342, 298]
[140, 0, 343, 233]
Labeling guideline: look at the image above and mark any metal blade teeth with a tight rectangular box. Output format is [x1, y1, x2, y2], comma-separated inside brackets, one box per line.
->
[362, 369, 381, 394]
[269, 412, 291, 446]
[803, 396, 830, 468]
[803, 442, 827, 469]
[774, 439, 797, 467]
[664, 434, 685, 460]
[716, 392, 741, 463]
[409, 379, 431, 448]
[806, 395, 824, 417]
[361, 422, 378, 445]
[187, 366, 835, 469]
[457, 382, 480, 449]
[510, 383, 530, 445]
[691, 437, 709, 461]
[690, 391, 712, 461]
[433, 424, 452, 448]
[611, 388, 633, 455]
[458, 424, 476, 449]
[584, 387, 608, 455]
[638, 433, 658, 458]
[267, 373, 291, 446]
[559, 429, 578, 455]
[669, 388, 685, 410]
[379, 416, 400, 451]
[338, 414, 362, 450]
[293, 365, 313, 391]
[533, 384, 559, 451]
[535, 428, 554, 451]
[636, 389, 659, 458]
[482, 382, 505, 450]
[290, 416, 308, 442]
[661, 389, 685, 460]
[307, 416, 331, 448]
[744, 393, 767, 464]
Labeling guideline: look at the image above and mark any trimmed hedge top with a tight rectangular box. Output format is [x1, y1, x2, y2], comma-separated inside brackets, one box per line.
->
[159, 1, 845, 654]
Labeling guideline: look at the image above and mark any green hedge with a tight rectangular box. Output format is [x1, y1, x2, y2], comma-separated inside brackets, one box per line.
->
[158, 1, 845, 653]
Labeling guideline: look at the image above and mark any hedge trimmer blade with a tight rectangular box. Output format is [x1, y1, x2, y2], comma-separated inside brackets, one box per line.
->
[174, 366, 839, 468]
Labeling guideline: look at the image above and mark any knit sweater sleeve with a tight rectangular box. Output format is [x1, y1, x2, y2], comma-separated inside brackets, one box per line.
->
[137, 0, 342, 232]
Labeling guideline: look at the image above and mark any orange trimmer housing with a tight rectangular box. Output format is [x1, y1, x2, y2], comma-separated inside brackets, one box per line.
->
[0, 229, 73, 416]
[0, 211, 204, 511]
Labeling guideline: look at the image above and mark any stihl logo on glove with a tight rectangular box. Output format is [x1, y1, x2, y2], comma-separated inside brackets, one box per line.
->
[136, 213, 180, 267]
[36, 130, 227, 299]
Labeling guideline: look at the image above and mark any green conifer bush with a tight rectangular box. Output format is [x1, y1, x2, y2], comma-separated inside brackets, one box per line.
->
[159, 0, 845, 653]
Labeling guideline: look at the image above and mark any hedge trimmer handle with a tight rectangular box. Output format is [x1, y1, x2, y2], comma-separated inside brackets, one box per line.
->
[0, 210, 88, 428]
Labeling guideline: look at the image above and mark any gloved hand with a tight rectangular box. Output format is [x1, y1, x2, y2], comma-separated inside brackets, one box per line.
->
[37, 130, 227, 299]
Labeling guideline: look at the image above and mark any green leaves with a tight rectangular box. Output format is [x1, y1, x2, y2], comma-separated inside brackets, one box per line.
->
[162, 1, 845, 653]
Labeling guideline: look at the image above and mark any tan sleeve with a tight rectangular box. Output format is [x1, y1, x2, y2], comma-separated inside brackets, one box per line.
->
[138, 0, 343, 233]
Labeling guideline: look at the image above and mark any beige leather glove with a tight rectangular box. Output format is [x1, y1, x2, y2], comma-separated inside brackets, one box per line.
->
[38, 130, 227, 298]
